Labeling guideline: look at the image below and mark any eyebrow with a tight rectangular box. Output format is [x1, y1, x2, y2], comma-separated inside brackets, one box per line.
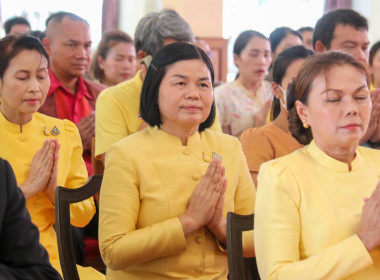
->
[171, 74, 210, 81]
[321, 85, 368, 94]
[341, 40, 369, 46]
[66, 39, 92, 44]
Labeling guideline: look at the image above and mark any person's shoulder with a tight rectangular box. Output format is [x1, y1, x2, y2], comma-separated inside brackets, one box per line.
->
[261, 144, 307, 171]
[202, 129, 241, 147]
[241, 125, 267, 141]
[358, 145, 380, 163]
[83, 78, 106, 93]
[97, 72, 142, 101]
[34, 112, 78, 135]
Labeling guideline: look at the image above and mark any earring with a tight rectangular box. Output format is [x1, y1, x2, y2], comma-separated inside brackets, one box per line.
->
[302, 120, 309, 129]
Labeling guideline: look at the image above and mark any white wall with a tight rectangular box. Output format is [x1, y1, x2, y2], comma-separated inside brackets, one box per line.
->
[353, 0, 380, 46]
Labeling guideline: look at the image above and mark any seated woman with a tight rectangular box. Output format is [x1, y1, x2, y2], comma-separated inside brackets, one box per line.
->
[0, 35, 104, 279]
[0, 158, 61, 280]
[255, 51, 380, 279]
[241, 45, 313, 186]
[214, 30, 273, 136]
[99, 42, 256, 279]
[89, 29, 137, 87]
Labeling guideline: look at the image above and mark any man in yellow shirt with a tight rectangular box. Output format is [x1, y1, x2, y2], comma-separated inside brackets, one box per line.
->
[95, 9, 221, 163]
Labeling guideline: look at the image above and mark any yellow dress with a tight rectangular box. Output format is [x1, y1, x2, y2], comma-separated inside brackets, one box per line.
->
[99, 127, 255, 279]
[95, 70, 222, 158]
[0, 111, 104, 279]
[255, 140, 380, 279]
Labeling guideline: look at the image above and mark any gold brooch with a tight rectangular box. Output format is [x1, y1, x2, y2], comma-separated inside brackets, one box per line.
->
[44, 126, 50, 136]
[51, 126, 60, 136]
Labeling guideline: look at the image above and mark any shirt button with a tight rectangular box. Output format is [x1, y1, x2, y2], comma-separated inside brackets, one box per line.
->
[195, 236, 203, 244]
[18, 134, 26, 141]
[25, 161, 31, 166]
[203, 152, 211, 162]
[195, 268, 204, 273]
[183, 149, 191, 156]
[192, 173, 200, 181]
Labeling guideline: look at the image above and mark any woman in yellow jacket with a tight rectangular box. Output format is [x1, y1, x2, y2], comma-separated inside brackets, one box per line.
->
[99, 42, 256, 279]
[0, 35, 103, 279]
[255, 51, 380, 279]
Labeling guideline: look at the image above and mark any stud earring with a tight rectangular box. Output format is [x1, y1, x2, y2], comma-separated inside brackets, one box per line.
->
[302, 120, 309, 129]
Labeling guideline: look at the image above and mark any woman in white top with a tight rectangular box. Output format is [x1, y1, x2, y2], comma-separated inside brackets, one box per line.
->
[214, 30, 272, 136]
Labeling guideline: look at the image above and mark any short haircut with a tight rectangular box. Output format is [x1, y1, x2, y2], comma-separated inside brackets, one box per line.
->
[313, 9, 368, 50]
[233, 30, 268, 56]
[4, 17, 30, 35]
[269, 27, 302, 53]
[271, 45, 314, 120]
[287, 51, 369, 145]
[45, 11, 87, 27]
[134, 9, 195, 56]
[90, 29, 134, 82]
[369, 41, 380, 66]
[0, 35, 49, 79]
[297, 26, 314, 34]
[140, 42, 215, 132]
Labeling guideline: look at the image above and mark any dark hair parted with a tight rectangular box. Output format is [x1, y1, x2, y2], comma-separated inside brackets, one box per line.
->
[269, 27, 302, 54]
[90, 29, 134, 82]
[4, 17, 30, 35]
[140, 42, 215, 132]
[271, 45, 314, 120]
[233, 30, 267, 56]
[0, 35, 49, 79]
[287, 51, 370, 145]
[369, 41, 380, 66]
[313, 9, 368, 50]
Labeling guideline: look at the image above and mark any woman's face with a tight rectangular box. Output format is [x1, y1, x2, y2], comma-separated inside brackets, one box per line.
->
[298, 64, 371, 150]
[274, 59, 305, 109]
[98, 42, 136, 86]
[158, 59, 213, 132]
[234, 37, 272, 84]
[370, 48, 380, 85]
[0, 49, 49, 124]
[274, 33, 302, 59]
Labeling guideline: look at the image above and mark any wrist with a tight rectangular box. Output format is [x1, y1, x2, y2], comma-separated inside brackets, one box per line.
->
[208, 218, 227, 244]
[179, 213, 202, 237]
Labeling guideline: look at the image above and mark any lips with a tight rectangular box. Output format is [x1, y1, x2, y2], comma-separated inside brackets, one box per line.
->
[182, 105, 201, 112]
[342, 123, 360, 130]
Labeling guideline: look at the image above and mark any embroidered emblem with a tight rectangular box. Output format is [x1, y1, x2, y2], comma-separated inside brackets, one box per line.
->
[212, 152, 222, 161]
[51, 126, 60, 136]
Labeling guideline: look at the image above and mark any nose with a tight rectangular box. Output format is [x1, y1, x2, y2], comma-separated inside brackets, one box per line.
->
[185, 84, 200, 99]
[353, 48, 369, 66]
[75, 46, 89, 59]
[345, 97, 359, 116]
[28, 77, 39, 92]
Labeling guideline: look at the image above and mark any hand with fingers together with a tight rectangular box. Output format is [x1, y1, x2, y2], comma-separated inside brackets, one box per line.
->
[76, 111, 95, 152]
[357, 180, 380, 251]
[44, 139, 61, 204]
[19, 139, 58, 199]
[179, 159, 227, 238]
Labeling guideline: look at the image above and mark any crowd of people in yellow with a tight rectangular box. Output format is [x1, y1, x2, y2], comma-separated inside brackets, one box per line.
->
[1, 5, 380, 280]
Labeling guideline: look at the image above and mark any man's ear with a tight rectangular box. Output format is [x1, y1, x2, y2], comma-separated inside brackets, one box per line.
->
[315, 40, 328, 53]
[42, 37, 52, 56]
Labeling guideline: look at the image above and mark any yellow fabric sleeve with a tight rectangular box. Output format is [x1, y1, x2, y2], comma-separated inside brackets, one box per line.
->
[63, 120, 95, 227]
[255, 163, 373, 280]
[99, 144, 187, 270]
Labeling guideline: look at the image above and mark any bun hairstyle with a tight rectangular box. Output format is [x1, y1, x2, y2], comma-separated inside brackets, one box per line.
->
[287, 51, 370, 145]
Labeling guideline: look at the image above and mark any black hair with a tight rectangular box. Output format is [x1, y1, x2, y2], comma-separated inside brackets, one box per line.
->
[45, 11, 87, 27]
[140, 42, 215, 132]
[4, 16, 30, 35]
[271, 45, 314, 120]
[0, 35, 49, 79]
[313, 9, 368, 50]
[269, 27, 302, 54]
[233, 30, 267, 56]
[298, 26, 314, 34]
[370, 41, 380, 66]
